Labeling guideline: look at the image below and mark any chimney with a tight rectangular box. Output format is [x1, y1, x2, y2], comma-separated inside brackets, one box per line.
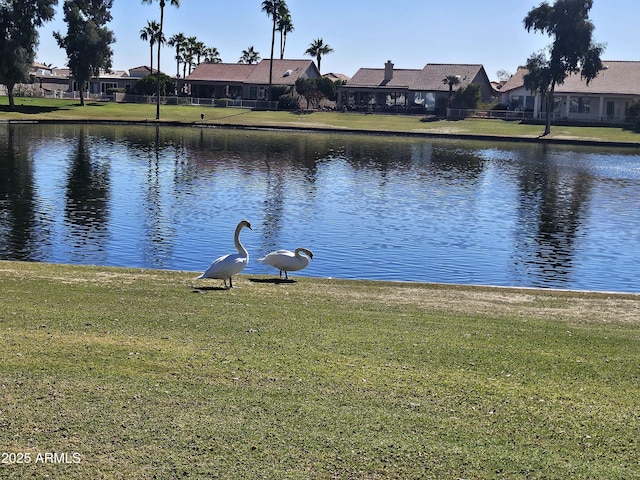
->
[384, 60, 394, 82]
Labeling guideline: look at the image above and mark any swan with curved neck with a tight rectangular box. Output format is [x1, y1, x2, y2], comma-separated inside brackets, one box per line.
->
[259, 247, 313, 280]
[198, 220, 252, 288]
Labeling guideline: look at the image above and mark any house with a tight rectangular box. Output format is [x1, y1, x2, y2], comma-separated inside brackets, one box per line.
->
[85, 69, 132, 94]
[183, 59, 321, 100]
[500, 61, 640, 123]
[31, 63, 70, 95]
[128, 66, 157, 79]
[338, 61, 494, 112]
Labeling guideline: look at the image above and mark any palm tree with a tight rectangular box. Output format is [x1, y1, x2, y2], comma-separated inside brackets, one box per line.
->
[261, 0, 288, 103]
[140, 21, 161, 75]
[190, 39, 206, 65]
[304, 38, 333, 73]
[141, 0, 181, 120]
[184, 36, 198, 75]
[239, 46, 260, 64]
[443, 75, 461, 108]
[277, 11, 294, 59]
[168, 32, 186, 78]
[204, 47, 221, 64]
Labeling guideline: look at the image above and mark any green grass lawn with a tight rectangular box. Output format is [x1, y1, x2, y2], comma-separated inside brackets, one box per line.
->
[1, 261, 638, 479]
[2, 96, 640, 144]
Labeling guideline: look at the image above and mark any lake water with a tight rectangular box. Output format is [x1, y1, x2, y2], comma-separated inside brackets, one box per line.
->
[2, 123, 640, 293]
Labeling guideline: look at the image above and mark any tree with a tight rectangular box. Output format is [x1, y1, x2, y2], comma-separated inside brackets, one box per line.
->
[168, 32, 186, 78]
[523, 0, 605, 136]
[261, 0, 288, 103]
[277, 11, 293, 59]
[0, 0, 57, 110]
[496, 69, 512, 82]
[304, 38, 333, 73]
[442, 75, 461, 108]
[203, 47, 221, 64]
[54, 0, 115, 106]
[134, 71, 175, 96]
[139, 20, 161, 75]
[295, 77, 321, 109]
[183, 36, 198, 75]
[192, 39, 206, 65]
[452, 83, 481, 110]
[239, 46, 260, 64]
[141, 0, 180, 120]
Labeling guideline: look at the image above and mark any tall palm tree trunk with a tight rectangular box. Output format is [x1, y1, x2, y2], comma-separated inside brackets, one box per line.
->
[155, 1, 165, 120]
[268, 14, 276, 103]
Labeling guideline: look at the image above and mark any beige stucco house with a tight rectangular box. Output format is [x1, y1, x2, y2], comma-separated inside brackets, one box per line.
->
[339, 61, 494, 112]
[500, 61, 640, 123]
[31, 64, 155, 96]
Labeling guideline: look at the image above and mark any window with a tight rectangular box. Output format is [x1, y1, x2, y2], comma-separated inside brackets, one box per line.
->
[101, 82, 118, 94]
[249, 86, 267, 100]
[414, 92, 435, 109]
[569, 96, 591, 114]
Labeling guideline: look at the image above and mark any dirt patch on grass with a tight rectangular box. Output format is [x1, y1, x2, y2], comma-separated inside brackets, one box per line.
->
[315, 279, 640, 326]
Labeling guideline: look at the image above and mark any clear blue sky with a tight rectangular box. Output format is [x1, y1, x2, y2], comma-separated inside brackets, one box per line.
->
[35, 0, 639, 81]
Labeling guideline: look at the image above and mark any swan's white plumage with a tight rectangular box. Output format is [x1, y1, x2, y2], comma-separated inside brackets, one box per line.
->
[259, 247, 313, 279]
[197, 220, 252, 288]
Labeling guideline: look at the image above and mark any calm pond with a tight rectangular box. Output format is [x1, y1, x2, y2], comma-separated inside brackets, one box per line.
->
[1, 123, 640, 293]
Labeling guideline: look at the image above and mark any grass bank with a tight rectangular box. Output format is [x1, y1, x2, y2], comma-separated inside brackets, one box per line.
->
[2, 96, 640, 145]
[1, 261, 639, 479]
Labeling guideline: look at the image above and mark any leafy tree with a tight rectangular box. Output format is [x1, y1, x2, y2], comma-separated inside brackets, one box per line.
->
[451, 83, 481, 110]
[239, 46, 260, 64]
[314, 76, 338, 101]
[139, 20, 162, 75]
[523, 0, 605, 135]
[625, 99, 640, 128]
[295, 78, 321, 109]
[496, 69, 512, 82]
[0, 0, 57, 110]
[141, 0, 180, 120]
[134, 71, 175, 96]
[167, 32, 186, 78]
[304, 38, 333, 73]
[54, 0, 115, 106]
[261, 0, 288, 102]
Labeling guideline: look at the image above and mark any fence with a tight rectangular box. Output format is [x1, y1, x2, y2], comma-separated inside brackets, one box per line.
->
[39, 91, 280, 110]
[446, 108, 639, 126]
[446, 109, 534, 121]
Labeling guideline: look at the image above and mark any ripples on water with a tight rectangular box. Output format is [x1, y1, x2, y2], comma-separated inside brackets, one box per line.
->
[1, 123, 640, 293]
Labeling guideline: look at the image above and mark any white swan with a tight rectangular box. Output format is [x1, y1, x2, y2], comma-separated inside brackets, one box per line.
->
[259, 248, 313, 280]
[197, 220, 252, 288]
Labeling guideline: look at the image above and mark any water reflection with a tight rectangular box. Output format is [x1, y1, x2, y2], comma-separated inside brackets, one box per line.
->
[63, 129, 111, 262]
[0, 125, 37, 260]
[1, 123, 640, 293]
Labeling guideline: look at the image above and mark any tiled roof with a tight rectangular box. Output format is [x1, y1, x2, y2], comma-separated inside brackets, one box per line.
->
[185, 59, 319, 85]
[347, 68, 421, 88]
[501, 61, 640, 96]
[186, 63, 255, 82]
[346, 63, 487, 91]
[244, 59, 319, 85]
[412, 64, 486, 91]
